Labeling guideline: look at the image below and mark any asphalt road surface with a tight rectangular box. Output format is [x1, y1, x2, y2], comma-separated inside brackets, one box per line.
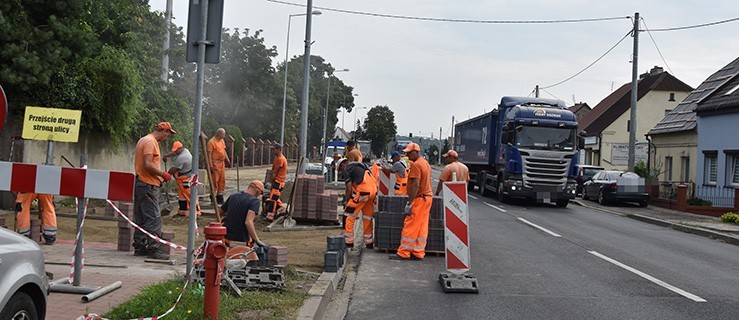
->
[343, 171, 739, 320]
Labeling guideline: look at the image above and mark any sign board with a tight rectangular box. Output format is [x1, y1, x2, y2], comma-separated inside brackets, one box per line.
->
[186, 0, 224, 64]
[22, 106, 82, 142]
[610, 143, 648, 166]
[0, 85, 6, 132]
[584, 136, 597, 145]
[442, 182, 471, 274]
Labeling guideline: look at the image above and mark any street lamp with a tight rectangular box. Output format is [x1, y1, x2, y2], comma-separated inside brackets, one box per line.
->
[353, 106, 369, 133]
[322, 68, 349, 157]
[341, 93, 359, 130]
[280, 10, 321, 146]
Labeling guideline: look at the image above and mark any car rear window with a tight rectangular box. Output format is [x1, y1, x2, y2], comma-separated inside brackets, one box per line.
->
[583, 168, 603, 179]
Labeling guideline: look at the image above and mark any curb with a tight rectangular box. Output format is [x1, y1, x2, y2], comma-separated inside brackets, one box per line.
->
[296, 252, 346, 320]
[572, 200, 739, 247]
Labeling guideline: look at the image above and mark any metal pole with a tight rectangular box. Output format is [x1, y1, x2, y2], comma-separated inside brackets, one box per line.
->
[628, 12, 640, 172]
[187, 0, 209, 276]
[280, 15, 293, 146]
[45, 140, 54, 165]
[161, 0, 173, 87]
[298, 0, 314, 174]
[322, 75, 331, 157]
[535, 85, 539, 98]
[73, 155, 86, 286]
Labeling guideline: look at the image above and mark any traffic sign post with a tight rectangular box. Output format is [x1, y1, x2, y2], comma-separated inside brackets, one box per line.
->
[439, 181, 479, 293]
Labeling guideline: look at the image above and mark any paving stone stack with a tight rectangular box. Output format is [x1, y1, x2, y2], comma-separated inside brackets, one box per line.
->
[374, 195, 446, 252]
[116, 202, 135, 252]
[267, 246, 288, 266]
[293, 174, 339, 222]
[324, 235, 346, 272]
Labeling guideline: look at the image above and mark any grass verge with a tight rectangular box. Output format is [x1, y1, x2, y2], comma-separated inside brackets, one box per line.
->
[104, 267, 312, 320]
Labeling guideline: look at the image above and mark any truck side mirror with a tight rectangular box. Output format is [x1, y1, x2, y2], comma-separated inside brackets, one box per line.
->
[578, 136, 585, 149]
[501, 131, 509, 144]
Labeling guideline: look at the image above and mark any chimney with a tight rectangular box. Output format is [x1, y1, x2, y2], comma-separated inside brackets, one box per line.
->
[640, 66, 664, 79]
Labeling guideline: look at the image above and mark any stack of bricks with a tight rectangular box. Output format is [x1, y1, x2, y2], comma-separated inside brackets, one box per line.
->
[324, 235, 346, 272]
[293, 174, 339, 222]
[116, 202, 135, 252]
[267, 246, 288, 266]
[374, 195, 446, 252]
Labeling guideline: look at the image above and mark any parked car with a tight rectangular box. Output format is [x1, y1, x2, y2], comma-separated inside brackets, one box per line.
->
[0, 228, 49, 320]
[582, 170, 649, 207]
[575, 165, 605, 196]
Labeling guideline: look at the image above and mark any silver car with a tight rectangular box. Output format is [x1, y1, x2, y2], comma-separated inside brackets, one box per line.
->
[0, 227, 48, 320]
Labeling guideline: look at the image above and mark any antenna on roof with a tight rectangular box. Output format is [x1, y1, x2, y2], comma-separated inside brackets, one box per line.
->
[572, 94, 576, 105]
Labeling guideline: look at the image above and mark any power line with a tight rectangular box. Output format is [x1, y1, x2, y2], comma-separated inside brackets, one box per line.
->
[645, 16, 739, 32]
[539, 87, 563, 101]
[266, 0, 630, 24]
[541, 30, 632, 89]
[640, 18, 675, 76]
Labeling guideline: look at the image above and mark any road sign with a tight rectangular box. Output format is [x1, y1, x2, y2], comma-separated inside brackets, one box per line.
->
[0, 85, 7, 132]
[442, 181, 471, 273]
[186, 0, 224, 64]
[21, 106, 82, 143]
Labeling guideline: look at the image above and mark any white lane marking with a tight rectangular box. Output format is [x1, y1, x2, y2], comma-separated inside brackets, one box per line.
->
[468, 195, 478, 200]
[517, 218, 562, 237]
[483, 202, 507, 212]
[588, 251, 707, 302]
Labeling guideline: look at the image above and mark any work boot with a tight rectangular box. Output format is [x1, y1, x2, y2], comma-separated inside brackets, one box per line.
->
[410, 256, 424, 261]
[216, 194, 224, 205]
[134, 248, 148, 256]
[365, 244, 374, 249]
[388, 255, 408, 261]
[43, 236, 55, 246]
[147, 250, 170, 260]
[346, 243, 354, 249]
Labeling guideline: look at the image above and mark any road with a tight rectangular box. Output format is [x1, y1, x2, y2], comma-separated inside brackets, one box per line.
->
[341, 170, 739, 320]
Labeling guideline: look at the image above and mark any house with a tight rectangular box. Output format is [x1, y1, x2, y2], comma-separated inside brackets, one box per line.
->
[568, 102, 592, 122]
[695, 59, 739, 206]
[578, 66, 693, 170]
[647, 57, 739, 185]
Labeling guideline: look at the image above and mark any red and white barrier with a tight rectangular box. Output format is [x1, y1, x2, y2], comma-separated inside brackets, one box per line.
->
[0, 161, 135, 201]
[442, 182, 471, 273]
[378, 170, 392, 196]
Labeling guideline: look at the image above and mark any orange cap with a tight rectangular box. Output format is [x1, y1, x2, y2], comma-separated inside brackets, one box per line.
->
[443, 150, 458, 158]
[402, 142, 421, 153]
[171, 141, 184, 152]
[249, 180, 265, 191]
[156, 122, 177, 134]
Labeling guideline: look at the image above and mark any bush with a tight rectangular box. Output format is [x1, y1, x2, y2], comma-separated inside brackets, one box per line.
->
[687, 197, 712, 207]
[720, 212, 738, 223]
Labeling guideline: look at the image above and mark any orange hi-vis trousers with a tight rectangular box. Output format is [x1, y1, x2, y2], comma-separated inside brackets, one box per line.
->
[212, 160, 226, 195]
[15, 193, 57, 241]
[343, 173, 377, 246]
[397, 195, 432, 259]
[176, 174, 201, 216]
[266, 181, 284, 220]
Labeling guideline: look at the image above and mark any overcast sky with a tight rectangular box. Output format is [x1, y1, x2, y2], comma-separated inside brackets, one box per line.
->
[150, 0, 739, 139]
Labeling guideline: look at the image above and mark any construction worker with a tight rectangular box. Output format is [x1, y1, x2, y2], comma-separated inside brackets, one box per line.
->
[338, 159, 377, 249]
[133, 122, 175, 260]
[383, 151, 409, 195]
[207, 128, 230, 204]
[391, 142, 432, 261]
[163, 141, 200, 217]
[435, 150, 470, 196]
[266, 143, 288, 220]
[345, 140, 362, 162]
[221, 180, 267, 263]
[15, 192, 57, 244]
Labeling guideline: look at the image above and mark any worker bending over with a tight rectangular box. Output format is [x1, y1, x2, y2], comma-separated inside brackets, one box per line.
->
[15, 193, 57, 245]
[338, 159, 377, 249]
[382, 151, 409, 195]
[163, 141, 201, 217]
[221, 180, 267, 263]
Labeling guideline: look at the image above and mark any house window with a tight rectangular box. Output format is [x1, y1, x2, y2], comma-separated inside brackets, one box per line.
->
[703, 152, 717, 185]
[664, 156, 673, 181]
[726, 152, 739, 186]
[680, 156, 690, 182]
[733, 156, 739, 186]
[669, 93, 676, 101]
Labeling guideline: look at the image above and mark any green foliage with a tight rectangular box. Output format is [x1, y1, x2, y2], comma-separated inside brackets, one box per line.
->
[426, 145, 440, 165]
[720, 212, 738, 223]
[634, 161, 650, 178]
[686, 197, 713, 207]
[362, 106, 397, 157]
[222, 124, 245, 161]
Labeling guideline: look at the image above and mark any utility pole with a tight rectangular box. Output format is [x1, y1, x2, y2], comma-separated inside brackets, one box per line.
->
[322, 75, 331, 157]
[160, 0, 173, 88]
[628, 12, 640, 172]
[535, 85, 540, 98]
[439, 126, 442, 164]
[297, 0, 314, 173]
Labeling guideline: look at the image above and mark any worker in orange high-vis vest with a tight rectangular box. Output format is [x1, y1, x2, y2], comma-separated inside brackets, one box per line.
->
[266, 143, 288, 220]
[207, 128, 230, 204]
[383, 151, 409, 195]
[15, 192, 57, 244]
[338, 159, 377, 249]
[345, 140, 362, 162]
[163, 141, 201, 217]
[435, 150, 470, 196]
[390, 142, 432, 260]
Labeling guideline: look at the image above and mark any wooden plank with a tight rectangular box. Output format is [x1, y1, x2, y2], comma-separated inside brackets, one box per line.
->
[200, 132, 221, 222]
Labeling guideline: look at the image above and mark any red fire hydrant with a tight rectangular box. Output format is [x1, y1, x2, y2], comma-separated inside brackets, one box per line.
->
[204, 222, 227, 320]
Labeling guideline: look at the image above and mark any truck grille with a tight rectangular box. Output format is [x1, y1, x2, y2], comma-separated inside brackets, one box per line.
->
[521, 153, 570, 188]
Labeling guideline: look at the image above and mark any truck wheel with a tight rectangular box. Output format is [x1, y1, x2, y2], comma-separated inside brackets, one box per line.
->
[479, 174, 491, 197]
[555, 199, 569, 208]
[497, 180, 510, 203]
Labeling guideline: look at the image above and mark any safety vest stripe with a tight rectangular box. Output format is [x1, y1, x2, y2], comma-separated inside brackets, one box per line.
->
[401, 236, 415, 243]
[361, 215, 373, 221]
[400, 243, 413, 250]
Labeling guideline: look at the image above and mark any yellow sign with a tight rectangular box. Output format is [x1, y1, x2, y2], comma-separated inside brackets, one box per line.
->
[22, 106, 82, 143]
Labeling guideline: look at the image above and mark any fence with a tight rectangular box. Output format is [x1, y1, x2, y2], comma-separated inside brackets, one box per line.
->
[657, 181, 695, 200]
[694, 185, 736, 208]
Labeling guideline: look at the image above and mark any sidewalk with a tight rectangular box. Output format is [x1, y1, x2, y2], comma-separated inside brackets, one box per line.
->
[572, 198, 739, 244]
[42, 240, 186, 319]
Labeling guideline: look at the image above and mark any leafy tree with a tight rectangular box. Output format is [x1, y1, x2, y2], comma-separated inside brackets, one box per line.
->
[426, 145, 440, 165]
[362, 106, 397, 158]
[441, 138, 451, 156]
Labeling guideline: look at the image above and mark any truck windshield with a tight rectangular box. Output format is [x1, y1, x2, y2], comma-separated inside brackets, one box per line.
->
[514, 126, 576, 150]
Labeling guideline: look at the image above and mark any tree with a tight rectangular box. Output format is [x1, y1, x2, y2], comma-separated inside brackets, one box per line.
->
[362, 106, 397, 158]
[426, 145, 440, 165]
[441, 138, 451, 156]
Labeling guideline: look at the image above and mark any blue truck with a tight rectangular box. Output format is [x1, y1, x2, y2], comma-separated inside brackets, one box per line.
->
[454, 96, 582, 207]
